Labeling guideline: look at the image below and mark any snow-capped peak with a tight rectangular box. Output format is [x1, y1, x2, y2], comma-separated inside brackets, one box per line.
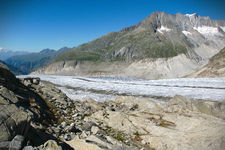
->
[0, 47, 3, 51]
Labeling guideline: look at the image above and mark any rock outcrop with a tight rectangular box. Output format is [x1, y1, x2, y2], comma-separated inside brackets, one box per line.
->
[0, 62, 71, 149]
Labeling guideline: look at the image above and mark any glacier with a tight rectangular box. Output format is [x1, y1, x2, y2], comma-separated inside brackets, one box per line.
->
[194, 26, 223, 36]
[18, 75, 225, 102]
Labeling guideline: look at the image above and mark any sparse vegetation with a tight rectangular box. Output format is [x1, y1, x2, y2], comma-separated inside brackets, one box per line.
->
[55, 51, 102, 62]
[130, 104, 139, 110]
[133, 131, 141, 137]
[54, 28, 189, 63]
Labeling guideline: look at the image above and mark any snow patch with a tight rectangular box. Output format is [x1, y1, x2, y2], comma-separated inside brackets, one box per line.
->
[185, 13, 197, 17]
[182, 31, 192, 36]
[157, 26, 172, 34]
[194, 26, 223, 36]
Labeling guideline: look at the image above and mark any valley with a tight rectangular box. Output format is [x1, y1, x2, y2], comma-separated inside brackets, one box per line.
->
[1, 8, 225, 150]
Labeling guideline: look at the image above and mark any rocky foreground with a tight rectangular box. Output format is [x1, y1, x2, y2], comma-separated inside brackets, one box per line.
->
[1, 63, 225, 150]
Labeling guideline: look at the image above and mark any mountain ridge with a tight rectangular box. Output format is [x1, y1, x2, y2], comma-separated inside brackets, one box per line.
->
[7, 11, 225, 79]
[5, 47, 70, 74]
[35, 12, 225, 79]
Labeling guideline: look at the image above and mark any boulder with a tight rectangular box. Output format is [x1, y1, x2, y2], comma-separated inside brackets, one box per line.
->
[43, 140, 62, 150]
[9, 135, 25, 150]
[0, 103, 30, 141]
[91, 126, 99, 135]
[0, 141, 10, 150]
[23, 146, 35, 150]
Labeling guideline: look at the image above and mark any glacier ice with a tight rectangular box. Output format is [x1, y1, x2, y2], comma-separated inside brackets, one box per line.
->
[18, 75, 225, 102]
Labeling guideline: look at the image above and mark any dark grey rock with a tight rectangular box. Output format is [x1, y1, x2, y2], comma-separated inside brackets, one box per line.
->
[0, 104, 30, 141]
[0, 87, 18, 104]
[0, 141, 10, 150]
[64, 134, 71, 141]
[9, 135, 24, 150]
[82, 121, 96, 131]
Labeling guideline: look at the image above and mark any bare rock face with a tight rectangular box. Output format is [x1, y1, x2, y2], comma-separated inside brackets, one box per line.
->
[0, 64, 31, 142]
[0, 97, 30, 141]
[81, 96, 225, 150]
[0, 62, 60, 148]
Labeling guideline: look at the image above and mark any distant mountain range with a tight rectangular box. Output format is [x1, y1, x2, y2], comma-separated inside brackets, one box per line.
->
[35, 12, 225, 79]
[0, 49, 29, 61]
[4, 47, 70, 74]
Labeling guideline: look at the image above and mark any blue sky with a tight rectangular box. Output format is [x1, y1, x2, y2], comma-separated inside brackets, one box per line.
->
[0, 0, 225, 52]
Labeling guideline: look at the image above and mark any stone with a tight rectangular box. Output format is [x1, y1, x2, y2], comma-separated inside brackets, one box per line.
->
[82, 121, 96, 131]
[66, 136, 102, 150]
[61, 122, 67, 128]
[0, 141, 10, 150]
[91, 126, 99, 135]
[80, 131, 88, 139]
[9, 135, 24, 150]
[64, 134, 72, 141]
[67, 123, 76, 132]
[0, 104, 30, 141]
[43, 140, 62, 150]
[0, 87, 18, 104]
[32, 78, 40, 85]
[23, 146, 35, 150]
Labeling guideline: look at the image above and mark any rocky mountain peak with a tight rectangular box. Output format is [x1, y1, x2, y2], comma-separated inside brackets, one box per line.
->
[7, 12, 225, 79]
[40, 48, 56, 53]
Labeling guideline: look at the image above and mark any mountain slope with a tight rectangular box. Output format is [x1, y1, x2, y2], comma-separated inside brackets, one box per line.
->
[0, 60, 25, 75]
[5, 47, 70, 74]
[37, 12, 225, 79]
[56, 12, 225, 62]
[187, 47, 225, 77]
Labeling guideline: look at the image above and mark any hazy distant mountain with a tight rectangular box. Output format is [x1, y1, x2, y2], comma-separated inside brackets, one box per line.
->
[37, 12, 225, 79]
[5, 47, 70, 74]
[0, 49, 29, 61]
